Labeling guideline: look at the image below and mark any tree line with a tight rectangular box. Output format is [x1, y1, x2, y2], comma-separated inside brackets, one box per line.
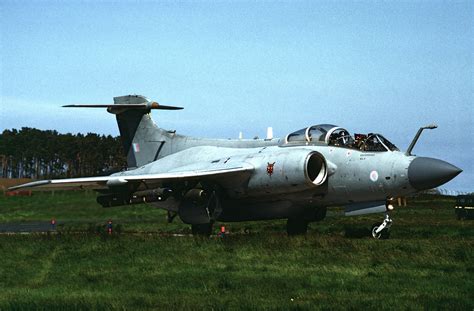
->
[0, 128, 126, 179]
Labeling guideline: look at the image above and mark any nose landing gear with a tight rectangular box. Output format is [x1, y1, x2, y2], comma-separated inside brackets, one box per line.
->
[371, 213, 393, 239]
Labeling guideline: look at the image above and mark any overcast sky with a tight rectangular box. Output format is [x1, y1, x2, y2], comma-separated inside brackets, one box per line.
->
[1, 1, 472, 192]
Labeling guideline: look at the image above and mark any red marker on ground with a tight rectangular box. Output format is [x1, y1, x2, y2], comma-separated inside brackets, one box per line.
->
[220, 226, 226, 237]
[107, 219, 113, 235]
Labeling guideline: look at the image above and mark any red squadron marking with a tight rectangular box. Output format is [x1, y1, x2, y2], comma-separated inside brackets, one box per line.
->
[267, 162, 275, 176]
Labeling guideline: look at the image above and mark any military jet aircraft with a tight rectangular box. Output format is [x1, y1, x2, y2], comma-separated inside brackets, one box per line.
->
[10, 95, 462, 238]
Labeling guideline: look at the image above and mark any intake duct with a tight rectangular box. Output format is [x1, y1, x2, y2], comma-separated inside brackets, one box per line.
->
[246, 149, 328, 195]
[306, 152, 327, 186]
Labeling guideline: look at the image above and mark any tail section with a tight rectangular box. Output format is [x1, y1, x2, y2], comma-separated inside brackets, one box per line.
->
[64, 95, 183, 168]
[114, 95, 179, 168]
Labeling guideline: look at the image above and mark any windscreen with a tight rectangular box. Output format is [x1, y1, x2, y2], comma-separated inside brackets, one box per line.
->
[377, 135, 399, 151]
[362, 134, 398, 152]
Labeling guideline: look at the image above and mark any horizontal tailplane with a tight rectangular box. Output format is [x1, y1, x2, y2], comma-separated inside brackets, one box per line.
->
[64, 95, 183, 168]
[63, 96, 183, 114]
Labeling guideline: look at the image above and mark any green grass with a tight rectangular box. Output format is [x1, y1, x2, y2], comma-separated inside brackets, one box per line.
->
[0, 191, 185, 233]
[0, 192, 473, 310]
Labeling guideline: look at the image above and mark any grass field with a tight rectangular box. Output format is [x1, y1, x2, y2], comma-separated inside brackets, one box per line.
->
[0, 192, 472, 310]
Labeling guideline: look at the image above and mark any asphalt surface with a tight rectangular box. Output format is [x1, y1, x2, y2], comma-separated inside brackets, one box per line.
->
[0, 211, 346, 233]
[0, 222, 59, 233]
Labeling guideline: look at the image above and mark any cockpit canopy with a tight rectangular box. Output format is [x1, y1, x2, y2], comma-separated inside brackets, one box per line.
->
[284, 124, 399, 152]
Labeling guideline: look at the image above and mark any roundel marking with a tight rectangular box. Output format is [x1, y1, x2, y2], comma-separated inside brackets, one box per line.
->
[370, 170, 379, 182]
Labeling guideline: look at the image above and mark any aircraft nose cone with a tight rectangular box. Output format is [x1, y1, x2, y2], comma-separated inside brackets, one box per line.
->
[408, 157, 462, 190]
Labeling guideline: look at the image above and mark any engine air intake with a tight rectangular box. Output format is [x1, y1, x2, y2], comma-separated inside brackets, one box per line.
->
[306, 152, 327, 185]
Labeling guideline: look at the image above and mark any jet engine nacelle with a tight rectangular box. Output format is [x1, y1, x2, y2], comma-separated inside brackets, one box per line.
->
[246, 149, 327, 195]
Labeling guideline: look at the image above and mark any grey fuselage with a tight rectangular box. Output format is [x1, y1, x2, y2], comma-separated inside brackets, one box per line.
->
[114, 132, 415, 221]
[108, 95, 461, 222]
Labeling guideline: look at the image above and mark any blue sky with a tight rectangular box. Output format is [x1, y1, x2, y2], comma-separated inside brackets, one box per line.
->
[1, 1, 472, 191]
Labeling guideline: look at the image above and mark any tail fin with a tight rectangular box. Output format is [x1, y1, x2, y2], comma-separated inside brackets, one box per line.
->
[114, 95, 170, 168]
[64, 95, 183, 168]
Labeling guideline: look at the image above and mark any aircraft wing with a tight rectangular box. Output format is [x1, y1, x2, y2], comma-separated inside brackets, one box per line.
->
[8, 176, 112, 191]
[8, 165, 254, 191]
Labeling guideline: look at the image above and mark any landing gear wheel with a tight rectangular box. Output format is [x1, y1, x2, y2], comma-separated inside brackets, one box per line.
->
[191, 223, 213, 236]
[286, 218, 309, 236]
[371, 224, 390, 239]
[371, 213, 393, 239]
[179, 187, 222, 226]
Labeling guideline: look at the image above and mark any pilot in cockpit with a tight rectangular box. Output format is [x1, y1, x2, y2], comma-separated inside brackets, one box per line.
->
[354, 133, 367, 149]
[330, 129, 353, 147]
[338, 130, 350, 145]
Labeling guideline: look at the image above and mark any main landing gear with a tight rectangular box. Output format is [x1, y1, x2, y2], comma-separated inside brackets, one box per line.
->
[286, 218, 309, 236]
[178, 187, 222, 237]
[371, 213, 393, 239]
[286, 207, 327, 236]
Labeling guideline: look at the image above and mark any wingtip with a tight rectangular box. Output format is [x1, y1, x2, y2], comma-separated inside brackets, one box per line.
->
[149, 102, 184, 110]
[8, 180, 52, 191]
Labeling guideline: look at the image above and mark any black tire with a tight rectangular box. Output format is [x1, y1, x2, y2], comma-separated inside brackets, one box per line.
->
[286, 218, 309, 236]
[191, 223, 213, 236]
[371, 224, 390, 239]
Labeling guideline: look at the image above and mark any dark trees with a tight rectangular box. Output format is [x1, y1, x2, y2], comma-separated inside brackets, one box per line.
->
[0, 128, 126, 179]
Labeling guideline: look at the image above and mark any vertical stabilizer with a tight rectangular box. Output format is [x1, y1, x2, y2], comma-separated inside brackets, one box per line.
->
[114, 95, 171, 168]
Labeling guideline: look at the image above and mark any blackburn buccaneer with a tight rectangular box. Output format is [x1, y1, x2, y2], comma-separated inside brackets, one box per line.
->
[10, 95, 462, 238]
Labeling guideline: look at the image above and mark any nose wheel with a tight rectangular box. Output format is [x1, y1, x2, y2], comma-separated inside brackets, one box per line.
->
[371, 213, 392, 239]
